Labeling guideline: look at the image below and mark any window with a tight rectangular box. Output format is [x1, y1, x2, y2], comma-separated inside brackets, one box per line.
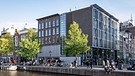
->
[52, 36, 55, 43]
[38, 23, 41, 29]
[94, 28, 98, 37]
[45, 38, 48, 44]
[56, 36, 59, 43]
[99, 22, 103, 29]
[38, 31, 41, 37]
[42, 22, 44, 29]
[39, 38, 41, 43]
[49, 29, 51, 36]
[53, 28, 55, 35]
[56, 28, 59, 34]
[42, 30, 44, 36]
[48, 37, 51, 44]
[94, 19, 98, 28]
[53, 20, 55, 26]
[99, 13, 103, 21]
[56, 19, 59, 26]
[15, 36, 18, 46]
[95, 38, 98, 47]
[42, 38, 44, 44]
[45, 30, 48, 36]
[45, 22, 48, 28]
[48, 21, 51, 27]
[94, 9, 98, 19]
[100, 39, 102, 47]
[25, 34, 28, 37]
[105, 16, 107, 24]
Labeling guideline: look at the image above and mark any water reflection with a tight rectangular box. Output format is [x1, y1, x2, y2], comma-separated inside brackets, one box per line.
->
[0, 70, 77, 76]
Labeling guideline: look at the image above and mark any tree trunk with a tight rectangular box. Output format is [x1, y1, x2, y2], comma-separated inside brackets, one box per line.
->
[75, 54, 78, 68]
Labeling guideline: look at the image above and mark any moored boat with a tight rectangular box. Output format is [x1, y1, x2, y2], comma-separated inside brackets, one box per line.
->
[0, 63, 17, 70]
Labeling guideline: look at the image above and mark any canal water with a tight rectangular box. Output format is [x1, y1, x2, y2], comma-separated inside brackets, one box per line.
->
[0, 70, 77, 76]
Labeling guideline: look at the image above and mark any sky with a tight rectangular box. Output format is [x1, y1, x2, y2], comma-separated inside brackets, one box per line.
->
[0, 0, 135, 31]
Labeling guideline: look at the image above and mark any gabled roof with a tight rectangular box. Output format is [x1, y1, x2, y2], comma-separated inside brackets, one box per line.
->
[121, 26, 135, 36]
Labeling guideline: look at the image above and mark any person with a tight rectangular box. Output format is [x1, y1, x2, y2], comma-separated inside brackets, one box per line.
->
[14, 60, 17, 65]
[90, 60, 93, 69]
[132, 62, 135, 70]
[74, 60, 76, 67]
[86, 60, 89, 68]
[110, 59, 116, 70]
[104, 60, 112, 74]
[103, 60, 105, 68]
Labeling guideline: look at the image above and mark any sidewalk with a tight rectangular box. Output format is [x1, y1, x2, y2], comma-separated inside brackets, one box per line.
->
[77, 65, 134, 72]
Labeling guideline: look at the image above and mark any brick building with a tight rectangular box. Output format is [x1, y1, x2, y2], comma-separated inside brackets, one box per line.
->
[37, 4, 119, 64]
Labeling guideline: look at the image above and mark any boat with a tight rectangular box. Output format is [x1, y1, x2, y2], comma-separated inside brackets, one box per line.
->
[0, 63, 17, 70]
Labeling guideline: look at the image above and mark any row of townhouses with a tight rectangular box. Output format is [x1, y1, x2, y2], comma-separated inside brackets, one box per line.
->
[1, 4, 135, 65]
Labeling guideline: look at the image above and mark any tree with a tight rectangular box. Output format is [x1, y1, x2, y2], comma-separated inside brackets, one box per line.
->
[0, 32, 15, 56]
[17, 29, 41, 60]
[4, 32, 15, 53]
[0, 38, 9, 56]
[64, 21, 90, 67]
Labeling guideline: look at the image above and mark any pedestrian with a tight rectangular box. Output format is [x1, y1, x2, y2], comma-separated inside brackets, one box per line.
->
[86, 60, 89, 68]
[111, 59, 116, 70]
[90, 60, 93, 69]
[14, 60, 17, 65]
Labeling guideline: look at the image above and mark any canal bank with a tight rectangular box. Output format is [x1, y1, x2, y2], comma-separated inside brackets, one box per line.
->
[17, 66, 135, 76]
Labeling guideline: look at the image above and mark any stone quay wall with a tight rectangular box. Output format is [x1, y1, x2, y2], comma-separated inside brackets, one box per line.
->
[17, 66, 135, 76]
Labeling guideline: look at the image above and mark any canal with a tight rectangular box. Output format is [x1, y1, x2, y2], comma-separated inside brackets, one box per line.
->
[0, 70, 77, 76]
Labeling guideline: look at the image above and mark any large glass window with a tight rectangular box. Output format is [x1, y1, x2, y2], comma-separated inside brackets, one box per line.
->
[60, 14, 66, 37]
[100, 39, 103, 47]
[94, 20, 98, 28]
[105, 16, 107, 24]
[94, 9, 98, 19]
[99, 13, 103, 21]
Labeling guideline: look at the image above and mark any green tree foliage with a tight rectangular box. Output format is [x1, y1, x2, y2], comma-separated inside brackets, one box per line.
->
[0, 38, 9, 56]
[4, 32, 15, 53]
[17, 29, 41, 59]
[64, 21, 90, 67]
[0, 32, 14, 56]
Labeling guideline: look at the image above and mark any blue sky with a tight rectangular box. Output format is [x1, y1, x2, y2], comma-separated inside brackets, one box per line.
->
[0, 0, 135, 31]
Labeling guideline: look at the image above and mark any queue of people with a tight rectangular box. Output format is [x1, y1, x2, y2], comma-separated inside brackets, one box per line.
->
[0, 58, 17, 65]
[103, 59, 116, 73]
